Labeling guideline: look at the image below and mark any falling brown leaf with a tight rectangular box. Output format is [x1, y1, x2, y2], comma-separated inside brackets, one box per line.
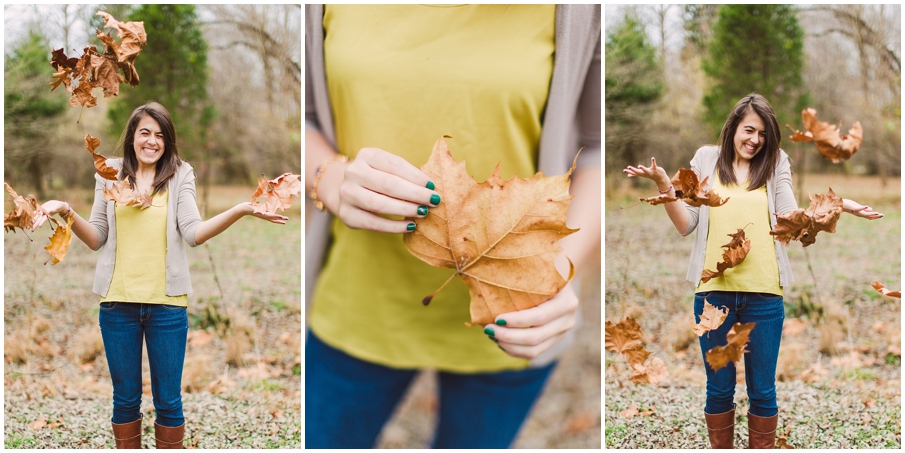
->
[629, 357, 669, 385]
[404, 136, 578, 325]
[871, 281, 901, 298]
[606, 317, 669, 385]
[49, 11, 146, 107]
[640, 168, 729, 207]
[85, 135, 118, 180]
[104, 179, 153, 210]
[605, 317, 645, 356]
[4, 183, 42, 233]
[44, 214, 74, 265]
[705, 322, 756, 372]
[701, 228, 752, 283]
[787, 108, 862, 163]
[770, 188, 842, 247]
[250, 173, 301, 214]
[694, 299, 729, 336]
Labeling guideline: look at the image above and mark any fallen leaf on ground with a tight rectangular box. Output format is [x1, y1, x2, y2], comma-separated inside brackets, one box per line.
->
[787, 108, 862, 163]
[829, 350, 865, 369]
[85, 135, 118, 180]
[770, 188, 842, 247]
[705, 322, 756, 372]
[27, 418, 47, 430]
[49, 11, 146, 107]
[44, 214, 74, 265]
[187, 330, 213, 348]
[775, 425, 794, 449]
[629, 356, 669, 385]
[403, 136, 578, 325]
[694, 299, 729, 336]
[640, 168, 729, 207]
[250, 173, 301, 214]
[104, 179, 153, 210]
[701, 227, 752, 283]
[618, 406, 639, 419]
[797, 362, 829, 383]
[871, 281, 901, 298]
[4, 182, 41, 233]
[566, 411, 597, 433]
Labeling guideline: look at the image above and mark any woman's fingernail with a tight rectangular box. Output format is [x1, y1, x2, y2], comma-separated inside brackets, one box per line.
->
[430, 194, 441, 206]
[483, 326, 494, 336]
[495, 319, 507, 326]
[406, 223, 416, 232]
[426, 181, 435, 190]
[417, 206, 428, 216]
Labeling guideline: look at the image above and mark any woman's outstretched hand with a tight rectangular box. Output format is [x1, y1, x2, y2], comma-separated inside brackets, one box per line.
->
[486, 283, 579, 360]
[623, 157, 671, 188]
[842, 198, 884, 220]
[318, 147, 440, 233]
[240, 202, 288, 224]
[32, 200, 70, 230]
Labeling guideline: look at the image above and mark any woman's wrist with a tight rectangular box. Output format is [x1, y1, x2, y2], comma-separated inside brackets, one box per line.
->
[315, 160, 347, 215]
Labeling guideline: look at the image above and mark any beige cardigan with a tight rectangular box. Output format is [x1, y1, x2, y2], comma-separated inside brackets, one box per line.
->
[89, 158, 203, 297]
[305, 4, 600, 365]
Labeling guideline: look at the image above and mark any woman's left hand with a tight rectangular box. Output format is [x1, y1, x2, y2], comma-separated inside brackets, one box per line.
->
[486, 283, 579, 360]
[239, 202, 289, 224]
[842, 198, 884, 220]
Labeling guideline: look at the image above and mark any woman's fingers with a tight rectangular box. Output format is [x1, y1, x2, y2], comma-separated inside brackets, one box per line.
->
[343, 160, 438, 208]
[337, 205, 417, 233]
[486, 285, 579, 359]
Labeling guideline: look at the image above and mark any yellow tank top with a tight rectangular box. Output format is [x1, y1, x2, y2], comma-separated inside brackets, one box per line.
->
[310, 5, 555, 371]
[697, 176, 782, 295]
[101, 190, 188, 306]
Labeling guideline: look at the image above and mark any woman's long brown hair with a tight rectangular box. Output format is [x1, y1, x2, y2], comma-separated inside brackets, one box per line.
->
[120, 102, 182, 196]
[715, 93, 781, 190]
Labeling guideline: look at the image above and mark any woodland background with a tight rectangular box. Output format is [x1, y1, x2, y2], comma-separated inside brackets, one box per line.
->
[605, 4, 901, 448]
[4, 5, 301, 448]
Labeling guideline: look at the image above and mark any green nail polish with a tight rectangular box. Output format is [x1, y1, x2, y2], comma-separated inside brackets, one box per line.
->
[430, 194, 441, 205]
[426, 181, 435, 190]
[417, 206, 428, 216]
[489, 337, 498, 343]
[406, 223, 416, 231]
[483, 327, 494, 336]
[495, 319, 507, 326]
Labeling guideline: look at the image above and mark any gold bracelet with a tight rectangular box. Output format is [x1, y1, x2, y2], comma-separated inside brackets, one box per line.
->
[310, 154, 348, 212]
[61, 203, 74, 221]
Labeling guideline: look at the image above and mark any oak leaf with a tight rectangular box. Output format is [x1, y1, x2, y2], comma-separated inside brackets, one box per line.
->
[701, 228, 752, 283]
[104, 179, 153, 210]
[770, 188, 842, 247]
[640, 168, 729, 207]
[250, 173, 301, 214]
[85, 135, 118, 180]
[705, 322, 756, 372]
[787, 108, 862, 163]
[871, 281, 901, 298]
[44, 214, 74, 265]
[694, 299, 729, 336]
[404, 136, 578, 326]
[4, 183, 41, 233]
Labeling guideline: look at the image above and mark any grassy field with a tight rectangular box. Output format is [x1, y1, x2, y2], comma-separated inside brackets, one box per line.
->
[604, 174, 901, 449]
[4, 186, 301, 448]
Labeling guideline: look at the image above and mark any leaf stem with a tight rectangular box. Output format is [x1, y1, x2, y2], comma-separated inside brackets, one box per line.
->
[422, 271, 458, 306]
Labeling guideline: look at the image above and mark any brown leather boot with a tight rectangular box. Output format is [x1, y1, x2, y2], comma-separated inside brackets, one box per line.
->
[747, 412, 778, 449]
[704, 408, 735, 448]
[154, 421, 184, 449]
[112, 414, 142, 449]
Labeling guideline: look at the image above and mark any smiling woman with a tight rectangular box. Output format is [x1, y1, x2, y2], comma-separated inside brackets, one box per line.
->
[31, 101, 289, 449]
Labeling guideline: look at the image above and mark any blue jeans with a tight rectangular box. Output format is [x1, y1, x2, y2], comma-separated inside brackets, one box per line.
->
[694, 291, 784, 417]
[99, 302, 188, 427]
[305, 331, 555, 448]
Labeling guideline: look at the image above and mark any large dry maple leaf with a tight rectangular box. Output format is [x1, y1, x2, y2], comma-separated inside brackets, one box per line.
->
[788, 108, 863, 163]
[770, 188, 843, 247]
[705, 322, 756, 372]
[49, 11, 146, 107]
[701, 227, 752, 283]
[250, 173, 301, 214]
[44, 214, 74, 265]
[403, 136, 578, 326]
[104, 179, 153, 210]
[693, 299, 729, 336]
[640, 168, 729, 207]
[85, 135, 118, 180]
[4, 183, 41, 233]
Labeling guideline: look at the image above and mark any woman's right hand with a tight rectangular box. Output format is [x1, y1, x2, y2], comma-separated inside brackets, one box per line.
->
[32, 200, 70, 230]
[623, 157, 671, 189]
[317, 147, 441, 233]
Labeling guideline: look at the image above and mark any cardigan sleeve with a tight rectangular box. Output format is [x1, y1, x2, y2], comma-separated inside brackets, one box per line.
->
[575, 32, 600, 169]
[87, 173, 111, 251]
[175, 162, 202, 247]
[772, 150, 798, 215]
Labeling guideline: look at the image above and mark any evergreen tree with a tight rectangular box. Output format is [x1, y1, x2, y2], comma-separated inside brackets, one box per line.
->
[605, 14, 664, 171]
[105, 4, 212, 160]
[702, 5, 808, 136]
[5, 31, 69, 197]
